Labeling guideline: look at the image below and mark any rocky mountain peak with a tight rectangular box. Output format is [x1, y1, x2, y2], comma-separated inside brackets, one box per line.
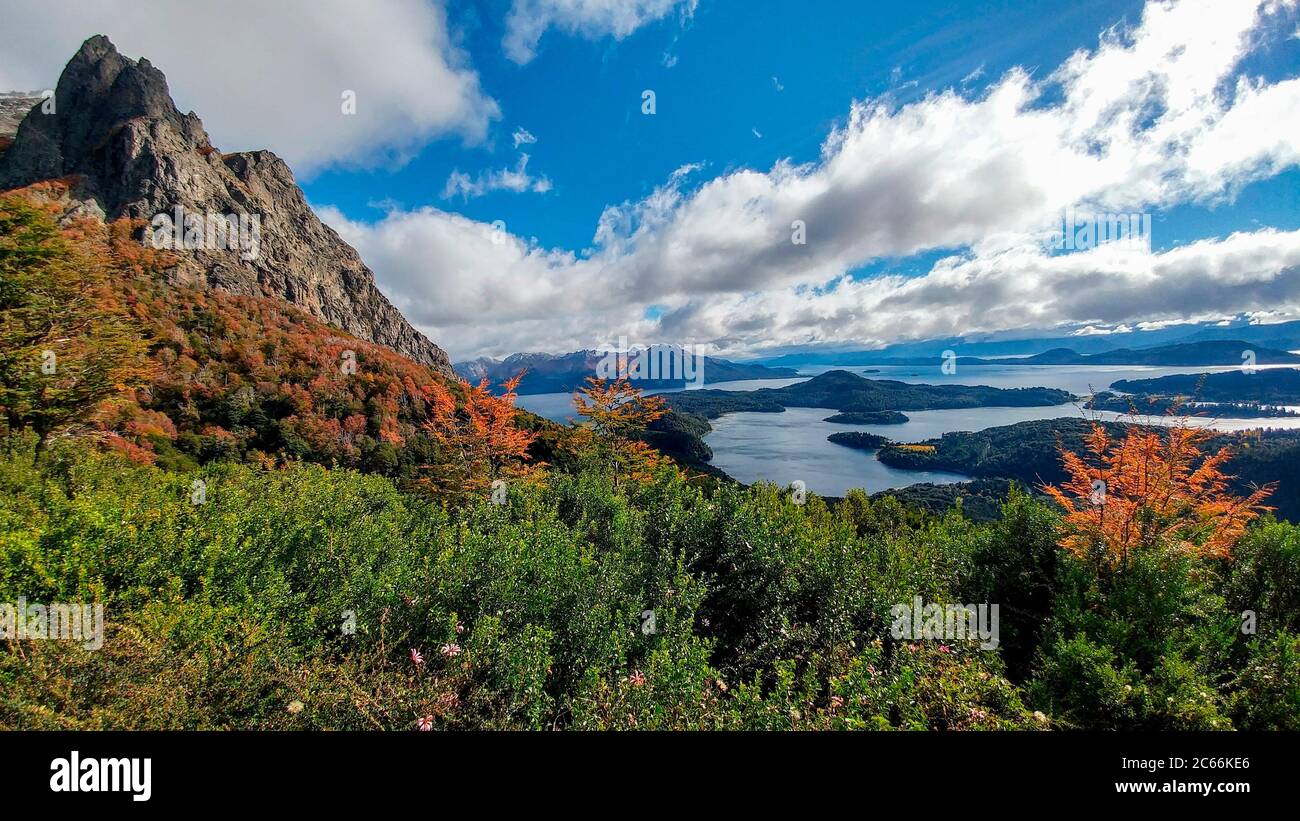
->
[0, 35, 453, 375]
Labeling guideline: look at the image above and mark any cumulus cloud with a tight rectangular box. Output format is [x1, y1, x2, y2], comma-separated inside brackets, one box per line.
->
[4, 0, 1293, 360]
[442, 153, 552, 199]
[662, 229, 1300, 354]
[0, 0, 499, 174]
[503, 0, 699, 64]
[323, 195, 1300, 359]
[318, 0, 1300, 360]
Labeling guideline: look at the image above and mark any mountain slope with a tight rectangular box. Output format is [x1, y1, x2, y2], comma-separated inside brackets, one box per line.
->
[0, 35, 452, 375]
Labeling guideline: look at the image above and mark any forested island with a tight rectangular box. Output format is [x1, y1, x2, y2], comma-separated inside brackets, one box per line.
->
[650, 370, 1074, 472]
[827, 431, 894, 450]
[666, 369, 1074, 419]
[1110, 368, 1300, 405]
[1085, 391, 1299, 418]
[874, 418, 1300, 521]
[824, 410, 909, 424]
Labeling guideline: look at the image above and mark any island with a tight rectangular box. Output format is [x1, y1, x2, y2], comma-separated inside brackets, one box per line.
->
[869, 417, 1300, 521]
[650, 370, 1075, 473]
[1085, 390, 1299, 419]
[665, 369, 1075, 419]
[1109, 367, 1300, 405]
[824, 410, 909, 424]
[827, 431, 893, 450]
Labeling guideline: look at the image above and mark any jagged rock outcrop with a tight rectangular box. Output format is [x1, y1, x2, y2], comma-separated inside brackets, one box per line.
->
[0, 92, 44, 143]
[0, 36, 453, 375]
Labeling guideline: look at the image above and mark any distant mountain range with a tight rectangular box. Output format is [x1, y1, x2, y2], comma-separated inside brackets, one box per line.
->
[756, 322, 1300, 366]
[462, 338, 1300, 396]
[454, 349, 799, 394]
[762, 340, 1300, 368]
[964, 341, 1300, 366]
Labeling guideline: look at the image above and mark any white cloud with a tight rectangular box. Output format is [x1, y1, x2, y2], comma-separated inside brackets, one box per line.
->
[323, 199, 1300, 360]
[503, 0, 698, 64]
[442, 153, 552, 199]
[320, 0, 1300, 360]
[512, 127, 538, 148]
[661, 228, 1300, 354]
[0, 0, 499, 175]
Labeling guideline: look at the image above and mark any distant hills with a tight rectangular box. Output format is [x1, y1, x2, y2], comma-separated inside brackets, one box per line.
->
[453, 349, 798, 394]
[757, 323, 1300, 367]
[967, 341, 1300, 366]
[761, 340, 1300, 368]
[1110, 368, 1300, 404]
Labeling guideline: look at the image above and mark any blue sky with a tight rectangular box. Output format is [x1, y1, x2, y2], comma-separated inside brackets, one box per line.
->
[303, 0, 1300, 258]
[309, 0, 1157, 251]
[3, 0, 1300, 360]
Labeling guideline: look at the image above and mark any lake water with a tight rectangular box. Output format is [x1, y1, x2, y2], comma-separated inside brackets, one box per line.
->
[516, 363, 1300, 497]
[515, 376, 810, 423]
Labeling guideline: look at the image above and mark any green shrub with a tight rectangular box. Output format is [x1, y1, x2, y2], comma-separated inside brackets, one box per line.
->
[1, 434, 1297, 730]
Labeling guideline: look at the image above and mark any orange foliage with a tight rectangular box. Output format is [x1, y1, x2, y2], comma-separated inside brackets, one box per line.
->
[3, 183, 547, 479]
[1042, 422, 1274, 569]
[420, 372, 539, 502]
[1, 192, 153, 455]
[572, 377, 669, 487]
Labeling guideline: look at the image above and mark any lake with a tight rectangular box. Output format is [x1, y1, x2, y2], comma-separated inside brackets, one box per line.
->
[516, 363, 1300, 497]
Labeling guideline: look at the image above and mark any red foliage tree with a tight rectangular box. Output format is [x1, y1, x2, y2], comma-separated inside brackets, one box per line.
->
[1043, 421, 1274, 569]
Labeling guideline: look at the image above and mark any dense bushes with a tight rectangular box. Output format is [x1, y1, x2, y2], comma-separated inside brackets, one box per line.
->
[3, 432, 1296, 730]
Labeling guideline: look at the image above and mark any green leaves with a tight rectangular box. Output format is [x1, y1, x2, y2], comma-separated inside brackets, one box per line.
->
[1, 435, 1297, 730]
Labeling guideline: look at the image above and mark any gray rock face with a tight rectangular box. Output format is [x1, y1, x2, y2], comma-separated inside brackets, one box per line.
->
[0, 36, 453, 376]
[0, 93, 44, 141]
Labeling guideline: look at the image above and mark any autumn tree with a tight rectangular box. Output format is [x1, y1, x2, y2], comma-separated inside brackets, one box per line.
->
[572, 376, 668, 488]
[419, 372, 538, 504]
[0, 196, 148, 459]
[1042, 421, 1274, 570]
